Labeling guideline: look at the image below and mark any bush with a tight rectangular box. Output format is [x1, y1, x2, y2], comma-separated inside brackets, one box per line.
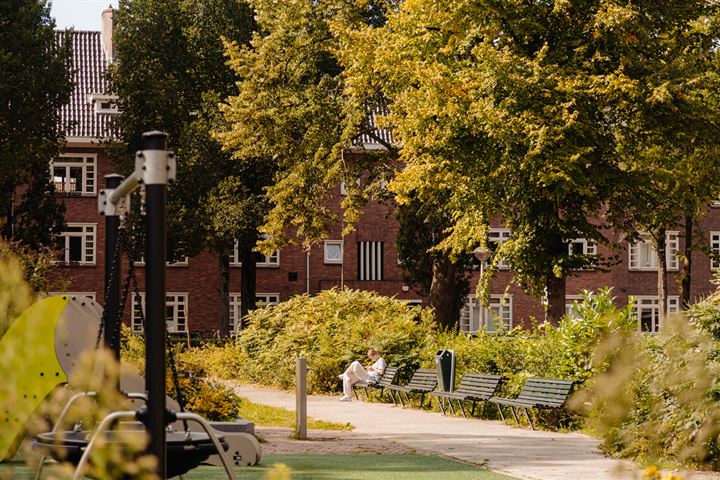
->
[576, 316, 720, 469]
[235, 288, 436, 392]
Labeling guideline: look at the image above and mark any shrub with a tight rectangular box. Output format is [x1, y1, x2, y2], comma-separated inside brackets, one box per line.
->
[236, 288, 436, 392]
[576, 315, 720, 469]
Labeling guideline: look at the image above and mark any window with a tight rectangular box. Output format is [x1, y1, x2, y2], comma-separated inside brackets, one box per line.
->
[357, 241, 384, 281]
[134, 256, 189, 267]
[565, 295, 585, 320]
[567, 238, 597, 256]
[488, 228, 511, 270]
[711, 232, 720, 270]
[48, 292, 96, 301]
[50, 155, 96, 195]
[628, 232, 679, 271]
[89, 94, 120, 114]
[58, 224, 96, 265]
[230, 240, 280, 267]
[461, 295, 513, 334]
[131, 293, 188, 334]
[633, 296, 680, 333]
[228, 293, 279, 332]
[324, 240, 343, 264]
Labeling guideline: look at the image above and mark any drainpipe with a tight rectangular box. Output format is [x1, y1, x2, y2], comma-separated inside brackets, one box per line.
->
[306, 250, 310, 294]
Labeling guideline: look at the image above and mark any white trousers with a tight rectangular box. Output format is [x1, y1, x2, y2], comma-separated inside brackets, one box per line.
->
[341, 361, 370, 397]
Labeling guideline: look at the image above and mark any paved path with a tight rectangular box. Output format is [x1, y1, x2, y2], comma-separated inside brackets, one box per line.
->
[226, 382, 719, 480]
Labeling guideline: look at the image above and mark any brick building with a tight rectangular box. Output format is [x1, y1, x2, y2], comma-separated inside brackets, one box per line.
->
[52, 14, 720, 337]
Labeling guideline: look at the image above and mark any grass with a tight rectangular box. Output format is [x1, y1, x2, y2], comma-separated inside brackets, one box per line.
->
[237, 396, 353, 431]
[1, 454, 519, 479]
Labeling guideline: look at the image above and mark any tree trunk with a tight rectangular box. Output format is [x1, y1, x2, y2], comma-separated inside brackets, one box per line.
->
[239, 244, 257, 330]
[656, 228, 668, 323]
[545, 233, 566, 324]
[680, 214, 693, 309]
[218, 253, 230, 338]
[428, 256, 461, 330]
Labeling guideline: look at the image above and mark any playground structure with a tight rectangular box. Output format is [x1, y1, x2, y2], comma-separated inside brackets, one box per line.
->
[0, 131, 260, 478]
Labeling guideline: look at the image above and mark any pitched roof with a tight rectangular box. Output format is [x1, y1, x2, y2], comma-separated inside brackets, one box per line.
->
[56, 30, 115, 139]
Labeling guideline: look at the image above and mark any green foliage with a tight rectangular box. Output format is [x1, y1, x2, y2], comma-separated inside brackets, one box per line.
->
[0, 241, 64, 293]
[0, 0, 71, 248]
[236, 289, 435, 392]
[577, 317, 720, 469]
[217, 0, 394, 250]
[687, 282, 720, 341]
[0, 244, 35, 338]
[120, 327, 242, 421]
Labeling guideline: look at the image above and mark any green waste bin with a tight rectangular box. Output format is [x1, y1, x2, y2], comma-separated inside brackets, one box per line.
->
[434, 349, 455, 392]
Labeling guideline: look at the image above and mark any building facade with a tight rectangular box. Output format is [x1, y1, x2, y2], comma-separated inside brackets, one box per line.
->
[52, 17, 720, 337]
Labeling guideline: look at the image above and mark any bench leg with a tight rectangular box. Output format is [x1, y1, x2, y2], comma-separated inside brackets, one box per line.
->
[397, 391, 405, 407]
[457, 400, 467, 418]
[437, 397, 446, 415]
[402, 392, 410, 407]
[524, 408, 535, 430]
[498, 404, 507, 422]
[420, 393, 426, 408]
[353, 386, 360, 400]
[363, 386, 369, 400]
[510, 406, 520, 425]
[390, 390, 398, 406]
[470, 400, 477, 417]
[448, 399, 457, 415]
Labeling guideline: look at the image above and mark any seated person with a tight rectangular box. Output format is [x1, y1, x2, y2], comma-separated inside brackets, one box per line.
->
[338, 348, 386, 402]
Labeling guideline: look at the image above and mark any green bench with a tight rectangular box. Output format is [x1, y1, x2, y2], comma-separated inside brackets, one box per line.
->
[430, 374, 504, 417]
[489, 377, 576, 429]
[352, 366, 399, 402]
[386, 368, 438, 407]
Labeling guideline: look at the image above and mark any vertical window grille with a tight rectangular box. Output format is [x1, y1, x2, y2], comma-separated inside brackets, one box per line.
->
[357, 241, 384, 281]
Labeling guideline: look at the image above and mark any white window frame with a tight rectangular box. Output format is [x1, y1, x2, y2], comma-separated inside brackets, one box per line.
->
[230, 240, 280, 268]
[50, 154, 97, 196]
[323, 240, 343, 264]
[131, 292, 188, 334]
[229, 293, 280, 332]
[59, 223, 96, 265]
[628, 232, 679, 271]
[462, 294, 513, 334]
[565, 294, 585, 320]
[711, 231, 720, 271]
[88, 93, 120, 115]
[488, 228, 511, 270]
[633, 295, 680, 334]
[134, 256, 189, 267]
[567, 238, 597, 256]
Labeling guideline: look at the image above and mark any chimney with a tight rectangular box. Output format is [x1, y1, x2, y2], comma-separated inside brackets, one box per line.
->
[101, 5, 115, 63]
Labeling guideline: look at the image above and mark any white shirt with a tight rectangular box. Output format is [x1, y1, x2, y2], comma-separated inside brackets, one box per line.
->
[368, 357, 387, 381]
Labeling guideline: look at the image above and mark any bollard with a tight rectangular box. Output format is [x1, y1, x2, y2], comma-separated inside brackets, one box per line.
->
[295, 357, 307, 440]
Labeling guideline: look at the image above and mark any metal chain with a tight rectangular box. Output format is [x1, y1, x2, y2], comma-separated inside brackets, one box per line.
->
[95, 226, 127, 349]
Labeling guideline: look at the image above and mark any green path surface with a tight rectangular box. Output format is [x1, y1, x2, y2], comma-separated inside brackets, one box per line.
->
[1, 454, 519, 479]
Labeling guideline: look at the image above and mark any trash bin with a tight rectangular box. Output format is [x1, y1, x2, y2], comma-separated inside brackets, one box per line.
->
[434, 349, 455, 392]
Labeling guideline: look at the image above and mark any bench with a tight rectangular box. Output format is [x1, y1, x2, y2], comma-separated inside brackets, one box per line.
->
[488, 377, 575, 429]
[386, 368, 437, 407]
[352, 366, 399, 402]
[430, 374, 504, 417]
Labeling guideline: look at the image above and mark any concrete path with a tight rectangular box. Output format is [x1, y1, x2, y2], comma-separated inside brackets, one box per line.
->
[226, 382, 719, 480]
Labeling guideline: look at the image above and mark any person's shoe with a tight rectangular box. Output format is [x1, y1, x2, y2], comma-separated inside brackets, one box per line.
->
[338, 374, 344, 381]
[339, 395, 352, 402]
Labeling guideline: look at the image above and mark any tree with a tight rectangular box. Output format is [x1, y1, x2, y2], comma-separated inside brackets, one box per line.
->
[396, 192, 472, 330]
[338, 0, 635, 323]
[216, 0, 392, 252]
[0, 0, 71, 248]
[109, 0, 260, 336]
[601, 1, 720, 319]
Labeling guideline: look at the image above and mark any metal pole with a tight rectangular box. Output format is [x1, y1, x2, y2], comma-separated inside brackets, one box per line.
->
[295, 357, 307, 440]
[143, 131, 170, 479]
[103, 174, 124, 361]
